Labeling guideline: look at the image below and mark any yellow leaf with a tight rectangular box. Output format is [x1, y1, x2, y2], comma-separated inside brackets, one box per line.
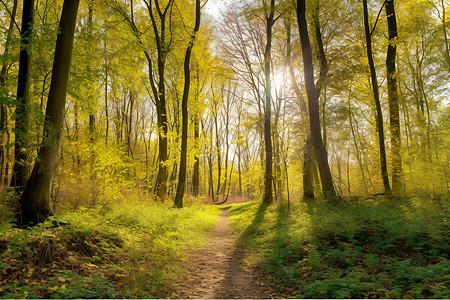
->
[61, 285, 66, 289]
[49, 286, 59, 292]
[86, 263, 97, 268]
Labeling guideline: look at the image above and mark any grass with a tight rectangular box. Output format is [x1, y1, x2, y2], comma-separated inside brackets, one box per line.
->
[227, 195, 450, 298]
[0, 202, 220, 298]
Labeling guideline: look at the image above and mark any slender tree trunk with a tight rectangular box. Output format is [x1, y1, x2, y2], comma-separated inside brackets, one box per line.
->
[88, 0, 95, 145]
[363, 0, 391, 194]
[0, 0, 18, 186]
[104, 42, 109, 145]
[262, 0, 275, 204]
[19, 0, 79, 226]
[208, 121, 215, 202]
[442, 0, 449, 70]
[385, 0, 402, 195]
[192, 67, 200, 196]
[296, 0, 336, 199]
[11, 0, 34, 189]
[192, 115, 200, 196]
[214, 108, 221, 197]
[174, 0, 201, 208]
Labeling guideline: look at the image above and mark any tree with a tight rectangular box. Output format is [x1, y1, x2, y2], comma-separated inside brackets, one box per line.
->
[11, 0, 34, 189]
[284, 15, 315, 199]
[19, 0, 80, 226]
[296, 0, 336, 199]
[144, 0, 174, 201]
[262, 0, 276, 204]
[385, 0, 402, 194]
[362, 0, 391, 195]
[0, 0, 19, 186]
[174, 0, 201, 208]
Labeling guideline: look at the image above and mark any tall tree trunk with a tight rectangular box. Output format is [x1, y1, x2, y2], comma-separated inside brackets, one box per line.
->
[214, 105, 221, 197]
[262, 0, 275, 205]
[385, 0, 402, 194]
[11, 0, 34, 189]
[0, 0, 18, 186]
[174, 0, 201, 208]
[441, 0, 449, 70]
[104, 40, 109, 146]
[208, 121, 215, 202]
[285, 16, 315, 199]
[296, 0, 336, 199]
[19, 0, 79, 226]
[88, 0, 95, 145]
[143, 0, 174, 201]
[363, 0, 391, 194]
[192, 66, 200, 196]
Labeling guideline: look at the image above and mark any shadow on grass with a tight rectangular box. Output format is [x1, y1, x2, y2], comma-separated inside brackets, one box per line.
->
[236, 203, 269, 247]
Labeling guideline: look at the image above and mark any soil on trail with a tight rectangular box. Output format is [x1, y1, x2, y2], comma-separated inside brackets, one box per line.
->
[175, 210, 283, 299]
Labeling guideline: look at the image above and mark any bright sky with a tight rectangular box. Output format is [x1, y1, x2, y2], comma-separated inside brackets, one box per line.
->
[204, 0, 228, 19]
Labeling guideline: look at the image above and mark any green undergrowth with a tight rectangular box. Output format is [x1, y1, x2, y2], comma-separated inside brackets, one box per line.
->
[227, 196, 450, 299]
[0, 202, 220, 298]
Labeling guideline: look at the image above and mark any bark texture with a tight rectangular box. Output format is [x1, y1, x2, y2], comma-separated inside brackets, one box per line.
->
[385, 0, 402, 194]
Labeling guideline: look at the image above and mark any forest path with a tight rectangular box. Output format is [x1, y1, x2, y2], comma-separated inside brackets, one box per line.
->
[175, 209, 282, 299]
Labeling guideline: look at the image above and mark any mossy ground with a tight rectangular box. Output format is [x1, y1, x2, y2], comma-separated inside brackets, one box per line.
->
[227, 195, 449, 298]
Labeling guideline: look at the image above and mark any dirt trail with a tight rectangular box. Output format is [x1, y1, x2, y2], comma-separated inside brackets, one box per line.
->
[175, 210, 282, 299]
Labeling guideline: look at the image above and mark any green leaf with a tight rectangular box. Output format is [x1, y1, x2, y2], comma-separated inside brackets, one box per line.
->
[0, 262, 9, 269]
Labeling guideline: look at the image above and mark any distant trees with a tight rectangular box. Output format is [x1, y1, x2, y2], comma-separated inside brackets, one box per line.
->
[0, 0, 447, 225]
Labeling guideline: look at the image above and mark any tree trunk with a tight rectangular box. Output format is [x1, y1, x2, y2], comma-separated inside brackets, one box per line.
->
[192, 67, 200, 196]
[0, 0, 18, 186]
[174, 0, 201, 208]
[11, 0, 34, 189]
[262, 0, 275, 205]
[363, 0, 391, 194]
[19, 0, 79, 226]
[214, 106, 221, 197]
[104, 40, 109, 146]
[442, 0, 449, 70]
[285, 17, 315, 199]
[144, 0, 174, 201]
[385, 0, 402, 194]
[296, 0, 336, 199]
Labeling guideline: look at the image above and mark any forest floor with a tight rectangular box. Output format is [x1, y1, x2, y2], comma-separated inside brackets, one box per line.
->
[175, 209, 283, 299]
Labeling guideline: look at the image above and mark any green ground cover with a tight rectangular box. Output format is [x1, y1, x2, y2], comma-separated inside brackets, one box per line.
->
[228, 196, 450, 298]
[0, 202, 220, 298]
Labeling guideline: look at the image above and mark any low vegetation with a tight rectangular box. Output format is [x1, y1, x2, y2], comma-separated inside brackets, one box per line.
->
[0, 202, 220, 298]
[228, 196, 450, 299]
